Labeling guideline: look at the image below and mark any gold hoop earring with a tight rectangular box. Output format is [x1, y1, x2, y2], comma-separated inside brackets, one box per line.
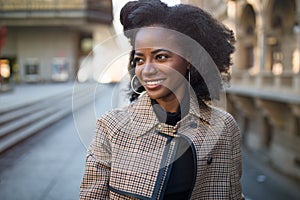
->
[130, 74, 143, 95]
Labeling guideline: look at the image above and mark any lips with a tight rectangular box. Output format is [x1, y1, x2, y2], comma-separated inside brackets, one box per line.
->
[143, 79, 165, 89]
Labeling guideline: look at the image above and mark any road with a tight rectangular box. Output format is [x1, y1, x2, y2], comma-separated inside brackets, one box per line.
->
[241, 148, 300, 200]
[0, 83, 114, 200]
[0, 84, 299, 200]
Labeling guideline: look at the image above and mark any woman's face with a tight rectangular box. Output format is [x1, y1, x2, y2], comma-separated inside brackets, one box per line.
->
[134, 27, 189, 102]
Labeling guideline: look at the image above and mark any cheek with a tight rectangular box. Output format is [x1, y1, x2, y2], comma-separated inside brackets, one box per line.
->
[172, 61, 188, 76]
[135, 67, 142, 79]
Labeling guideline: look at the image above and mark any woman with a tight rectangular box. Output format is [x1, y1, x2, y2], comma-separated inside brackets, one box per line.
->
[80, 0, 243, 199]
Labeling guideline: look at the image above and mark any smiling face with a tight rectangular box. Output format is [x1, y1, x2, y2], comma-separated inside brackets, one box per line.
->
[134, 27, 190, 108]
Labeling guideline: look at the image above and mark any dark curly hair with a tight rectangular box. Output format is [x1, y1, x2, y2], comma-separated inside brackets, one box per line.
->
[120, 0, 235, 102]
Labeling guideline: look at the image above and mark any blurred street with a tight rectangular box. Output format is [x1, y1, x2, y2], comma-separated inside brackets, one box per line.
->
[0, 82, 115, 200]
[0, 83, 299, 200]
[242, 149, 300, 200]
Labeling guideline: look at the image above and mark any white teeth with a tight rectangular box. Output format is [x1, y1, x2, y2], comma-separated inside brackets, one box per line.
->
[146, 80, 163, 85]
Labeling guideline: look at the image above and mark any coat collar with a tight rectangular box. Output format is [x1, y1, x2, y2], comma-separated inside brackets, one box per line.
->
[127, 93, 212, 137]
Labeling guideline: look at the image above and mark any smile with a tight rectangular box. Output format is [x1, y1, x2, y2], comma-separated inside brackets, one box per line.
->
[144, 79, 164, 86]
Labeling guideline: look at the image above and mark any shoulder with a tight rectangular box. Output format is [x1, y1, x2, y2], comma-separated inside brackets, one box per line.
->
[96, 98, 143, 129]
[211, 107, 240, 138]
[212, 106, 235, 121]
[97, 106, 131, 131]
[204, 103, 238, 128]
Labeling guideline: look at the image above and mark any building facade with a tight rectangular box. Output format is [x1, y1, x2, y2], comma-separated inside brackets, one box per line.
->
[0, 0, 113, 84]
[184, 0, 300, 181]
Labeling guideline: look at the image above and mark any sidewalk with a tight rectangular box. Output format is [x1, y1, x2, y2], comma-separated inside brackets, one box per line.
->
[0, 81, 104, 153]
[0, 84, 114, 200]
[0, 82, 75, 112]
[242, 148, 300, 200]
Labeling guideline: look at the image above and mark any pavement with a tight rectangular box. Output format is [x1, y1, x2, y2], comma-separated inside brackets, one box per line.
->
[0, 82, 75, 112]
[0, 81, 111, 200]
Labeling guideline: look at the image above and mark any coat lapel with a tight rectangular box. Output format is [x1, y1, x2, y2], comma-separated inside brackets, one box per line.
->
[127, 93, 159, 138]
[127, 93, 213, 138]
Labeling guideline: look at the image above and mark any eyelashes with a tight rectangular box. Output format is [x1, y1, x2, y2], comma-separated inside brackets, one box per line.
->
[133, 57, 143, 65]
[133, 53, 170, 66]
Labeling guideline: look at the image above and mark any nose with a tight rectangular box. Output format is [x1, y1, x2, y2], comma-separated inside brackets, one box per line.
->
[142, 61, 157, 76]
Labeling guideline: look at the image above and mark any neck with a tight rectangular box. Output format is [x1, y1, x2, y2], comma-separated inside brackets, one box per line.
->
[153, 81, 188, 112]
[156, 95, 181, 113]
[156, 86, 187, 113]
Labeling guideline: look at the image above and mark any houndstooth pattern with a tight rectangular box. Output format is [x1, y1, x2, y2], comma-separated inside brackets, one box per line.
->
[80, 93, 244, 200]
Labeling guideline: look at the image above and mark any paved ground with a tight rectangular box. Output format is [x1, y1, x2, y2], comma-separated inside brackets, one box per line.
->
[0, 82, 75, 112]
[0, 82, 114, 200]
[0, 108, 87, 200]
[241, 148, 300, 200]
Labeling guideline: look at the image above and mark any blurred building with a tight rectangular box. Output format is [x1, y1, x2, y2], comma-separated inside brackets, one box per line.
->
[0, 0, 113, 83]
[184, 0, 300, 181]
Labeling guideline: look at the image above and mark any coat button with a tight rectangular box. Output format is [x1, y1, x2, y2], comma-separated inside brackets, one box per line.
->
[190, 122, 198, 129]
[207, 156, 213, 165]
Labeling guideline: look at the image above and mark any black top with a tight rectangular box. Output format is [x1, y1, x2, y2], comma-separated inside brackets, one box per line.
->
[151, 95, 195, 200]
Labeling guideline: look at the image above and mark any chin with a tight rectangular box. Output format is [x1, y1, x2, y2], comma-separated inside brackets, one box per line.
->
[147, 90, 174, 101]
[146, 90, 162, 100]
[147, 93, 160, 100]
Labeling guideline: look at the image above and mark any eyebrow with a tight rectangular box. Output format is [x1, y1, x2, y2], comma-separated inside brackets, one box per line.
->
[134, 48, 173, 56]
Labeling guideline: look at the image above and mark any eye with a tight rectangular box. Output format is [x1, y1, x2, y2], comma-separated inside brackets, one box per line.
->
[134, 57, 144, 65]
[156, 54, 168, 62]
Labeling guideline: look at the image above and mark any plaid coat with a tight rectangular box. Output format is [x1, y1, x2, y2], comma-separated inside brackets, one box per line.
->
[80, 93, 243, 200]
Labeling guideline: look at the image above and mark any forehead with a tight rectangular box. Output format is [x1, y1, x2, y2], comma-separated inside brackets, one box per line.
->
[134, 27, 182, 53]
